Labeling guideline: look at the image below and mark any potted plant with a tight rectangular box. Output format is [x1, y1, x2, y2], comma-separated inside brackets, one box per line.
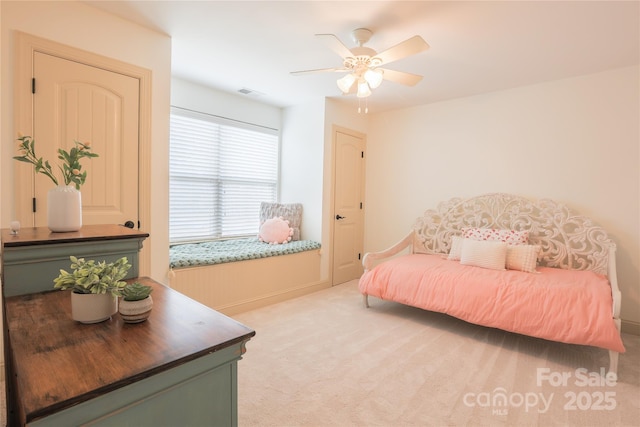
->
[119, 282, 154, 323]
[53, 256, 131, 324]
[13, 134, 98, 232]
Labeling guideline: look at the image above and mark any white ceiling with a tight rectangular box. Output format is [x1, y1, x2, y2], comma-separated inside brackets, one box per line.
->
[85, 1, 639, 114]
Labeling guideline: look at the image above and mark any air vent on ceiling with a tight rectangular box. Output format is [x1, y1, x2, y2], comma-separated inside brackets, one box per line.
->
[238, 87, 264, 97]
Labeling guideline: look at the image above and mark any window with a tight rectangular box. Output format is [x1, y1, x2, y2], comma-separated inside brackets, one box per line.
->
[170, 107, 279, 243]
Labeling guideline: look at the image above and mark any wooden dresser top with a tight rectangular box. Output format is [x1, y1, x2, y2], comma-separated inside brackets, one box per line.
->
[5, 277, 255, 423]
[1, 224, 149, 248]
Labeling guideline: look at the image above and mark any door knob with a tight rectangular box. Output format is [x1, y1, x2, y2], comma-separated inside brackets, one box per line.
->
[336, 214, 346, 220]
[123, 220, 135, 229]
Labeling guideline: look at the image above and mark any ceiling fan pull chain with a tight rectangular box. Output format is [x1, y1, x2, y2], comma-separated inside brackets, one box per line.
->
[358, 97, 369, 114]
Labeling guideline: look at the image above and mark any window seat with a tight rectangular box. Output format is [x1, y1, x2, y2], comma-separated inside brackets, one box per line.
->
[170, 238, 321, 269]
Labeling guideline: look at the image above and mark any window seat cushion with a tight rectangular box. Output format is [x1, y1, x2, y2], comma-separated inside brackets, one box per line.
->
[170, 238, 321, 269]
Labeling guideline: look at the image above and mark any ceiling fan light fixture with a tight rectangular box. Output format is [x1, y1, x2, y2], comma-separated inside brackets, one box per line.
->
[337, 73, 357, 93]
[292, 28, 428, 110]
[364, 68, 384, 89]
[357, 79, 372, 98]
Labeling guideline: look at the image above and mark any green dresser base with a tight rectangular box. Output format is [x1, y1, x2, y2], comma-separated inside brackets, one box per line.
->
[1, 225, 148, 297]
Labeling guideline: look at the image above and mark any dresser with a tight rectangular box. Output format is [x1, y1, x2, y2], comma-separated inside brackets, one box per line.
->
[1, 224, 149, 297]
[1, 226, 255, 426]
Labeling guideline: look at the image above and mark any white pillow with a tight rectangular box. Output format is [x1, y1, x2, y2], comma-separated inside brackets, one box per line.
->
[460, 238, 507, 270]
[447, 235, 464, 261]
[506, 244, 541, 273]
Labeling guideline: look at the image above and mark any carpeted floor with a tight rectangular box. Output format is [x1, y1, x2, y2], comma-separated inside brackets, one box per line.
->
[2, 280, 637, 426]
[233, 280, 640, 427]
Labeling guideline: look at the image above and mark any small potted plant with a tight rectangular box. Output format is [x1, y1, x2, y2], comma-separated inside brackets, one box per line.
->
[53, 256, 131, 324]
[119, 282, 154, 323]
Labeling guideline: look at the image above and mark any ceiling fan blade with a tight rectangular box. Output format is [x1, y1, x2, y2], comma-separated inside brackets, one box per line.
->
[290, 67, 348, 76]
[378, 68, 423, 86]
[375, 35, 429, 65]
[316, 33, 354, 59]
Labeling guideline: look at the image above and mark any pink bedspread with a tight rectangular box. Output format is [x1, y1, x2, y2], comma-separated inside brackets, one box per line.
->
[359, 254, 625, 353]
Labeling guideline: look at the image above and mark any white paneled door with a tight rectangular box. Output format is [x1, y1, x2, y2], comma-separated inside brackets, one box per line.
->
[32, 52, 140, 227]
[332, 127, 366, 285]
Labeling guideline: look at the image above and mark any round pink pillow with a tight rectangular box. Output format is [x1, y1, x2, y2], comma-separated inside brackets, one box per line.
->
[259, 217, 293, 244]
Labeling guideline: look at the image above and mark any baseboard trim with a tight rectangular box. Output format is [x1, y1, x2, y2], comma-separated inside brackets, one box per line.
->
[217, 280, 331, 316]
[621, 319, 640, 336]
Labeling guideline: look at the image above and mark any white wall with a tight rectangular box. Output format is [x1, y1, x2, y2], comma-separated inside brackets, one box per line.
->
[364, 65, 640, 329]
[324, 98, 370, 144]
[280, 98, 369, 282]
[281, 100, 324, 241]
[171, 77, 281, 130]
[281, 99, 327, 279]
[0, 0, 172, 283]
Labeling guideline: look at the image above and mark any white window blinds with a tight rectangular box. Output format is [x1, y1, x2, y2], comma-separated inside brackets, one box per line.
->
[170, 107, 278, 243]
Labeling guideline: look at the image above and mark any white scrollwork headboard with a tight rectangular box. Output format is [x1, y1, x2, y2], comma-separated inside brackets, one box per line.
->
[413, 193, 614, 275]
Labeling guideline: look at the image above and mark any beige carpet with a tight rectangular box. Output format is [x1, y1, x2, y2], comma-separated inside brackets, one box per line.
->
[233, 280, 640, 427]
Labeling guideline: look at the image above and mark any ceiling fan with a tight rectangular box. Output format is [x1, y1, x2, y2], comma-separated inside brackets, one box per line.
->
[291, 28, 430, 98]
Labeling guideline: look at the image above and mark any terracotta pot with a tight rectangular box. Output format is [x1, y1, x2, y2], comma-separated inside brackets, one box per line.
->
[71, 292, 117, 324]
[119, 296, 153, 323]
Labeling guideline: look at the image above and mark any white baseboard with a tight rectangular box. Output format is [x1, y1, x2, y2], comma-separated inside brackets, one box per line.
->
[621, 319, 640, 336]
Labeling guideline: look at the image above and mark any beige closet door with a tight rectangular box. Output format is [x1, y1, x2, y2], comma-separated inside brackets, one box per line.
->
[32, 52, 139, 227]
[332, 127, 366, 285]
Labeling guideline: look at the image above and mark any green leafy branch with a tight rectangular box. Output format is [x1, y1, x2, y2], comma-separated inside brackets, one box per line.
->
[13, 135, 99, 190]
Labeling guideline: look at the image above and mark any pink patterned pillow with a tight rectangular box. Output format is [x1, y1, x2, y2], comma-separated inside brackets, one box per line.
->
[461, 227, 529, 245]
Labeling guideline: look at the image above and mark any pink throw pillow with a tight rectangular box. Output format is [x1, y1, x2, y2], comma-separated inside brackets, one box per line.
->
[259, 217, 293, 244]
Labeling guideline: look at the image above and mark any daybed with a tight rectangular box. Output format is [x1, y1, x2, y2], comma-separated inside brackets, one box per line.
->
[359, 193, 625, 374]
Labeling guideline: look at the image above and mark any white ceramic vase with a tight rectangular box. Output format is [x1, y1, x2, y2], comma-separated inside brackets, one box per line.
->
[71, 292, 118, 324]
[119, 296, 153, 323]
[48, 185, 82, 232]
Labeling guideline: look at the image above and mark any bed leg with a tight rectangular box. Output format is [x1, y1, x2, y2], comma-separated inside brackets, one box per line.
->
[607, 317, 621, 378]
[362, 294, 370, 308]
[608, 350, 619, 378]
